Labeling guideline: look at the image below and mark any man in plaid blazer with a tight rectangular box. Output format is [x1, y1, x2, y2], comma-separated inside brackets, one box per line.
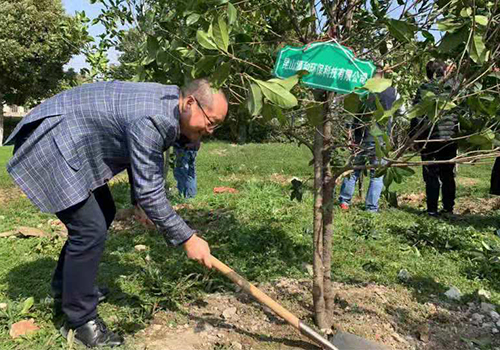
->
[4, 79, 227, 347]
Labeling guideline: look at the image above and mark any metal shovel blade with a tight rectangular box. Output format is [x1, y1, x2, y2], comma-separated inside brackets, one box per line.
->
[329, 331, 393, 350]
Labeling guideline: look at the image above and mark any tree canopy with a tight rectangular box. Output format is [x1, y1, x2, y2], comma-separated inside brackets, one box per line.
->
[0, 0, 89, 106]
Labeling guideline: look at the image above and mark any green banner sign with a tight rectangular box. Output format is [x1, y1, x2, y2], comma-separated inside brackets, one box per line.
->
[273, 42, 376, 94]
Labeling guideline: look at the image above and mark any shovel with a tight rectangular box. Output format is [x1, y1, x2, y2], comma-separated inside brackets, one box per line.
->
[210, 255, 392, 350]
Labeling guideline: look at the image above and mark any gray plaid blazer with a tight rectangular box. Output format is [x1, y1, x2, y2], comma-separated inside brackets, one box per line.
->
[4, 81, 194, 246]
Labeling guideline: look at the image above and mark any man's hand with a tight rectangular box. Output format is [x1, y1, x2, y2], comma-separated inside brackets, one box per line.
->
[183, 234, 212, 268]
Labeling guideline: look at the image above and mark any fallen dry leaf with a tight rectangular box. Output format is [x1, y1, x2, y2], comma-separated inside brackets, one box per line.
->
[417, 324, 430, 342]
[17, 227, 50, 238]
[213, 187, 239, 194]
[0, 227, 50, 239]
[10, 319, 39, 338]
[0, 230, 17, 238]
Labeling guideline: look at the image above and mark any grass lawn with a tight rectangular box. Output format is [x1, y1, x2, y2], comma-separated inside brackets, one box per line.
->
[0, 141, 499, 349]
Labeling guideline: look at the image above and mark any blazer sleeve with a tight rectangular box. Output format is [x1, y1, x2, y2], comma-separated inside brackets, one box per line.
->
[125, 116, 194, 246]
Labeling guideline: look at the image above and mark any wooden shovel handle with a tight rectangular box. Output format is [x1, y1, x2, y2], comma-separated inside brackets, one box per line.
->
[210, 255, 300, 330]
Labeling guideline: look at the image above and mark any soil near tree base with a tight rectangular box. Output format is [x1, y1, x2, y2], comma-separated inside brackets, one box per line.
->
[131, 278, 499, 350]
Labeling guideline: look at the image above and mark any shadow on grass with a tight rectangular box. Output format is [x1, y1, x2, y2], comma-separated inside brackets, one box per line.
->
[398, 204, 499, 232]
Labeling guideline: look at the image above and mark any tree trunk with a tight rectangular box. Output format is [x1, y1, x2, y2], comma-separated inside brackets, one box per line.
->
[312, 122, 327, 329]
[322, 92, 336, 327]
[0, 94, 4, 146]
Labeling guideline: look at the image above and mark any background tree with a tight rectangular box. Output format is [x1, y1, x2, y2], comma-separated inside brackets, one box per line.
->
[0, 0, 90, 144]
[90, 0, 500, 332]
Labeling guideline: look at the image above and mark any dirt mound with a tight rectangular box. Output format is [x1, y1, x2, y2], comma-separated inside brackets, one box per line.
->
[457, 196, 500, 215]
[398, 193, 426, 207]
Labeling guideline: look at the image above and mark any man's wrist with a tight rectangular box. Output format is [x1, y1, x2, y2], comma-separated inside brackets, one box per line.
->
[180, 232, 196, 247]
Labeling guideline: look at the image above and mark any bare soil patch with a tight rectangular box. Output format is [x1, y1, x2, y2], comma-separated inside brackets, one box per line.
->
[457, 196, 500, 215]
[457, 177, 480, 187]
[0, 187, 25, 206]
[269, 173, 293, 185]
[131, 278, 499, 350]
[398, 192, 426, 207]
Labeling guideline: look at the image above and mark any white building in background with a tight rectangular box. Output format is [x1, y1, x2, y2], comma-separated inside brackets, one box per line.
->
[3, 105, 29, 118]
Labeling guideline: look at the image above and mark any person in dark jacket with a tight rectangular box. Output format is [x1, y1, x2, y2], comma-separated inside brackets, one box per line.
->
[410, 60, 459, 216]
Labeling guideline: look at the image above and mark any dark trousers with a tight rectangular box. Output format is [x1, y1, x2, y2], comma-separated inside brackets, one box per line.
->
[51, 185, 116, 328]
[490, 157, 500, 195]
[421, 142, 457, 212]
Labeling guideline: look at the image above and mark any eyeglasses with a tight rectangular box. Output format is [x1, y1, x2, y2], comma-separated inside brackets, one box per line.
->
[194, 97, 220, 131]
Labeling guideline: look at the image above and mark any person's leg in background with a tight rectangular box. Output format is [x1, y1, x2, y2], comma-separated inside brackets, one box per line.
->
[421, 146, 440, 215]
[339, 169, 361, 209]
[438, 142, 457, 213]
[490, 157, 500, 195]
[173, 146, 198, 199]
[364, 157, 385, 212]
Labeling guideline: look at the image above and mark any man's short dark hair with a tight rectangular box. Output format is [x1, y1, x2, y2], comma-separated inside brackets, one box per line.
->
[426, 60, 446, 80]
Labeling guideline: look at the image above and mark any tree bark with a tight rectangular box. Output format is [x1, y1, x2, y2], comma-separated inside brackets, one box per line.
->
[322, 92, 336, 327]
[312, 122, 327, 329]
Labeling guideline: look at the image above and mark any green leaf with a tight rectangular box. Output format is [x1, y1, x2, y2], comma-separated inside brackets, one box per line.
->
[213, 16, 229, 51]
[156, 51, 169, 66]
[421, 30, 435, 43]
[475, 15, 488, 26]
[374, 137, 384, 159]
[438, 28, 467, 53]
[211, 62, 231, 87]
[362, 78, 392, 93]
[437, 19, 462, 33]
[20, 297, 34, 315]
[372, 96, 385, 121]
[209, 0, 229, 4]
[305, 102, 323, 126]
[186, 13, 201, 26]
[195, 55, 218, 74]
[392, 167, 415, 183]
[344, 93, 360, 113]
[247, 83, 263, 116]
[469, 134, 493, 147]
[147, 36, 159, 59]
[196, 30, 218, 50]
[267, 75, 299, 91]
[386, 19, 417, 42]
[253, 79, 298, 108]
[370, 124, 384, 137]
[460, 7, 472, 17]
[470, 34, 487, 64]
[436, 99, 456, 111]
[392, 167, 404, 184]
[262, 104, 285, 124]
[227, 3, 237, 25]
[488, 72, 500, 79]
[395, 167, 415, 176]
[383, 169, 393, 188]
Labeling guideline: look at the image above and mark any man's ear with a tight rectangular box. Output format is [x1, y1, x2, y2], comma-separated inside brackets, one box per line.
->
[185, 95, 195, 107]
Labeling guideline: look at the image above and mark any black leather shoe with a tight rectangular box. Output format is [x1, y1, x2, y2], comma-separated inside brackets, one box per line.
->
[53, 287, 109, 316]
[439, 208, 454, 216]
[60, 316, 124, 348]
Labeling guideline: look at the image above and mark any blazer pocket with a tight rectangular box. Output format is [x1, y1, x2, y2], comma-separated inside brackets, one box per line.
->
[53, 128, 81, 171]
